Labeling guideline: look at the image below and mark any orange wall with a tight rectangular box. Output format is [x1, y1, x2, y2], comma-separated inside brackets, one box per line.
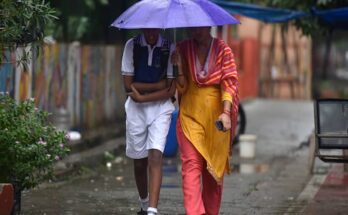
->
[239, 38, 259, 99]
[229, 37, 260, 100]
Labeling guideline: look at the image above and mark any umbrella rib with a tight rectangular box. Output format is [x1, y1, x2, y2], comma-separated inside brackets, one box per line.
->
[164, 0, 172, 29]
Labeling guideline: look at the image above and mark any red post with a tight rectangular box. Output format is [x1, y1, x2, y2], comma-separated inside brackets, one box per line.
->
[0, 184, 14, 215]
[239, 38, 260, 99]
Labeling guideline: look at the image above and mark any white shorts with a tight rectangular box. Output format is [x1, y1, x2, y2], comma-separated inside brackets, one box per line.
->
[125, 97, 175, 159]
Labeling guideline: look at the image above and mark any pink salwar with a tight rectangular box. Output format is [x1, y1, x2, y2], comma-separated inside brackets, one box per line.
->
[176, 119, 223, 215]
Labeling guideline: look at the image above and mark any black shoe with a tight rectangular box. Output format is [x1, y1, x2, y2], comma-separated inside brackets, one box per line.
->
[137, 208, 147, 215]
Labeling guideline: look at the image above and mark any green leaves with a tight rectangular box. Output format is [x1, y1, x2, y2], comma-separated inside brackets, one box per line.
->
[0, 95, 70, 190]
[0, 0, 57, 44]
[0, 0, 57, 64]
[67, 16, 90, 40]
[318, 0, 335, 6]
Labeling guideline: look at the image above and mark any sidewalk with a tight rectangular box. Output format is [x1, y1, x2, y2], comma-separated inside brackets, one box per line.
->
[306, 164, 348, 214]
[289, 163, 348, 214]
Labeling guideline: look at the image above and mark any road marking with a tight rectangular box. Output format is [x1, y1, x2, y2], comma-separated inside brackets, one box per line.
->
[284, 174, 327, 214]
[297, 174, 326, 201]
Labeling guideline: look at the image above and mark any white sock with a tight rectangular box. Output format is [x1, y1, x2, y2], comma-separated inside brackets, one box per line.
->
[139, 195, 149, 211]
[147, 207, 157, 215]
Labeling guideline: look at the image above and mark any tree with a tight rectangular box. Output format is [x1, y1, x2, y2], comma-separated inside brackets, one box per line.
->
[46, 0, 137, 43]
[0, 0, 57, 65]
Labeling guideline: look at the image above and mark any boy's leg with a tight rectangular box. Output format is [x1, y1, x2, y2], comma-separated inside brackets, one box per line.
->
[125, 98, 150, 213]
[148, 149, 163, 208]
[146, 104, 174, 212]
[134, 157, 148, 199]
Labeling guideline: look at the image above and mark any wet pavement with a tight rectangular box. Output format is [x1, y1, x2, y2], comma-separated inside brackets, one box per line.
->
[20, 99, 324, 214]
[22, 152, 185, 215]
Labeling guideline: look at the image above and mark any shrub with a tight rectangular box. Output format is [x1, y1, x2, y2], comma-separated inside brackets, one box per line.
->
[0, 94, 70, 190]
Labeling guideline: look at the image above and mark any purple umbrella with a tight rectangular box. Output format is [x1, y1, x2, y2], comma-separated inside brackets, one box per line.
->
[111, 0, 240, 29]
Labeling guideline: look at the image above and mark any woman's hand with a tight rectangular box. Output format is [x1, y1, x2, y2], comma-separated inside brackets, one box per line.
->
[217, 112, 231, 132]
[171, 49, 181, 66]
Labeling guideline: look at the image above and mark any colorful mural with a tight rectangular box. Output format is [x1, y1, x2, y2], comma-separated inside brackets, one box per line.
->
[0, 50, 16, 96]
[0, 43, 125, 130]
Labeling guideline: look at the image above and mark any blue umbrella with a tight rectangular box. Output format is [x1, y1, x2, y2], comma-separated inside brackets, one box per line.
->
[111, 0, 240, 29]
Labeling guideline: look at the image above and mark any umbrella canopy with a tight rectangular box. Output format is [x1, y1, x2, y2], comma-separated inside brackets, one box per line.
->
[111, 0, 240, 29]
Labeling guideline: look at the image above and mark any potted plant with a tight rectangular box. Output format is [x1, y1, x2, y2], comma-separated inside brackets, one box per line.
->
[0, 94, 70, 214]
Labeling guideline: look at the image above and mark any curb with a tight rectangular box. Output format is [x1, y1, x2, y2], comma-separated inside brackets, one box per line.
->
[68, 123, 125, 153]
[53, 124, 126, 179]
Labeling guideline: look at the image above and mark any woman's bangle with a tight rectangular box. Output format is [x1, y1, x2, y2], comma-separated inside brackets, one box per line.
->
[223, 109, 231, 115]
[222, 112, 231, 117]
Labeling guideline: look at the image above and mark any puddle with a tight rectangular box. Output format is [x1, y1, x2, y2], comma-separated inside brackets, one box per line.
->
[232, 163, 270, 174]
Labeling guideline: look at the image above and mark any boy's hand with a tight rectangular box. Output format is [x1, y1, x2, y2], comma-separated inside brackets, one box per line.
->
[127, 85, 143, 102]
[157, 79, 167, 89]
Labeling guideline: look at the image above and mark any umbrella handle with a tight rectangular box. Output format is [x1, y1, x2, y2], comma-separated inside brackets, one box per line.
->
[174, 29, 176, 43]
[173, 65, 179, 77]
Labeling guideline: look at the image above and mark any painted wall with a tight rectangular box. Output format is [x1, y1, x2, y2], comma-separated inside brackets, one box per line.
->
[0, 43, 125, 130]
[218, 17, 312, 100]
[242, 17, 312, 99]
[216, 25, 260, 100]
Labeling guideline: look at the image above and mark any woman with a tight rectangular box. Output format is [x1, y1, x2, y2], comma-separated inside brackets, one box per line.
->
[173, 27, 239, 215]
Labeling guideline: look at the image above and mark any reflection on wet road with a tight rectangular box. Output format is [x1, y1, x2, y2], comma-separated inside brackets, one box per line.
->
[22, 152, 271, 214]
[232, 163, 270, 174]
[20, 99, 315, 214]
[22, 153, 184, 214]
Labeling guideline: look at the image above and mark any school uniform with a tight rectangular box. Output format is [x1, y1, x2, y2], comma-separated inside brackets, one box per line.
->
[121, 34, 175, 159]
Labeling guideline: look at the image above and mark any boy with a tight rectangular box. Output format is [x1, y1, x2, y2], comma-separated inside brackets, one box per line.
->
[121, 28, 176, 215]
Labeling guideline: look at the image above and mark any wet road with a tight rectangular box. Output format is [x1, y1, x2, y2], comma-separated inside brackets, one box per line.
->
[21, 99, 315, 214]
[22, 152, 185, 215]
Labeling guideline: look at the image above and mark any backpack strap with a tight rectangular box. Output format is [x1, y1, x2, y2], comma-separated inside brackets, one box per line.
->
[160, 39, 176, 103]
[133, 35, 142, 72]
[159, 38, 171, 79]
